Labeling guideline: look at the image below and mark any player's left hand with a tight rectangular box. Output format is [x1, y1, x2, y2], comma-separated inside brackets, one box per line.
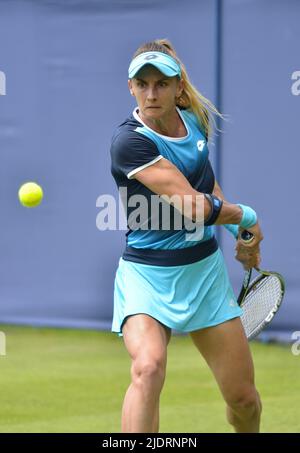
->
[235, 242, 261, 270]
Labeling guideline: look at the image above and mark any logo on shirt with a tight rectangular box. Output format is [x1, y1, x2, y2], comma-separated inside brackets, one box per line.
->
[197, 140, 205, 152]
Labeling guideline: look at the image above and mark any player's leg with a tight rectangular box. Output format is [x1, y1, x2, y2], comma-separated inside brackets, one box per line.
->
[189, 317, 262, 433]
[121, 314, 171, 433]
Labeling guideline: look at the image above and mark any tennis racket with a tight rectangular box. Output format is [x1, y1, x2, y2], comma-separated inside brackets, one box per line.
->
[237, 230, 285, 340]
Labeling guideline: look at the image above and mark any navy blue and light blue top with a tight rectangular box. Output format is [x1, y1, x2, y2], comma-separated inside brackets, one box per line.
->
[110, 107, 218, 266]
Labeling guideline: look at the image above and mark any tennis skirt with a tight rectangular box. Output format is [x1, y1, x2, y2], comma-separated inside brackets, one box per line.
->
[112, 248, 242, 337]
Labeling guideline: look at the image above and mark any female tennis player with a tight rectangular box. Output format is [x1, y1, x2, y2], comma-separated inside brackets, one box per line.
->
[110, 39, 263, 433]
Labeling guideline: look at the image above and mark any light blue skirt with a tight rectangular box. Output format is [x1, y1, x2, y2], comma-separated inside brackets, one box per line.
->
[112, 248, 242, 337]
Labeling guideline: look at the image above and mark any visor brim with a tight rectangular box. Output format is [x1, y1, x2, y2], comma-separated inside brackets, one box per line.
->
[129, 62, 180, 79]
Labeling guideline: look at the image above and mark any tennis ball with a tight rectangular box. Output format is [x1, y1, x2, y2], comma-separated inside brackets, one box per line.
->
[18, 182, 43, 208]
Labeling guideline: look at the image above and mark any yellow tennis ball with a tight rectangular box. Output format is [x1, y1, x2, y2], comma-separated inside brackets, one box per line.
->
[18, 182, 43, 208]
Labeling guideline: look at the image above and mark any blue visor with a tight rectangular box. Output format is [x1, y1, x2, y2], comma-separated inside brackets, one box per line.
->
[128, 51, 181, 79]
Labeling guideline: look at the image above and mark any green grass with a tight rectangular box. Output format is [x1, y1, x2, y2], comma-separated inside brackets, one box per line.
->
[0, 325, 299, 433]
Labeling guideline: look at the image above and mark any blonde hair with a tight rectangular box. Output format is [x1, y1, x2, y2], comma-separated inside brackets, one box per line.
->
[132, 39, 224, 139]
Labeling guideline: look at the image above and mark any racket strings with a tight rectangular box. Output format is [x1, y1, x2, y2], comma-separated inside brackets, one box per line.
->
[240, 275, 283, 339]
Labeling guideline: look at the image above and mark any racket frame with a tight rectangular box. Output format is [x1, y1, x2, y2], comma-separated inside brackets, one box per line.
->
[238, 268, 285, 339]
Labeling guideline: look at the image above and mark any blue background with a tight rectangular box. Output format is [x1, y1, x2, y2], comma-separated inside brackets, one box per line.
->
[0, 0, 299, 337]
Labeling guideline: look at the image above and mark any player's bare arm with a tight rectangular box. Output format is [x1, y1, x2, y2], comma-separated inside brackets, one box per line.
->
[133, 157, 243, 225]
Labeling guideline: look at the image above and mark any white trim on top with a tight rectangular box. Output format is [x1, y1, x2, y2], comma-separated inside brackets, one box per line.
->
[127, 155, 163, 179]
[133, 107, 190, 142]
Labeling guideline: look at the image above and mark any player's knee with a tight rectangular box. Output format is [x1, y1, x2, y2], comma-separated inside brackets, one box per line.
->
[131, 356, 167, 389]
[227, 387, 262, 419]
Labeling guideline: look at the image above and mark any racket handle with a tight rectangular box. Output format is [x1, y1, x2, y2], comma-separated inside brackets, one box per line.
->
[241, 230, 255, 243]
